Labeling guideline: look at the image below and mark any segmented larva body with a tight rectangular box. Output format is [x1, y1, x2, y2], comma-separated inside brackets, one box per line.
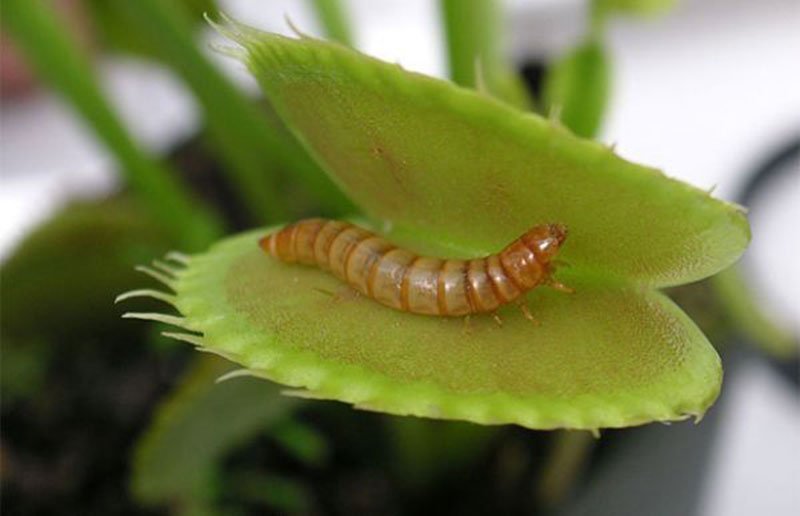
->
[259, 219, 569, 316]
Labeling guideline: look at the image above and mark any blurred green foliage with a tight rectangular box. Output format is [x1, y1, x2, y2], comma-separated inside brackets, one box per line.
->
[1, 0, 222, 248]
[543, 38, 609, 138]
[1, 198, 172, 341]
[132, 355, 299, 514]
[310, 0, 354, 46]
[593, 0, 678, 19]
[84, 0, 219, 57]
[440, 0, 532, 109]
[0, 198, 172, 402]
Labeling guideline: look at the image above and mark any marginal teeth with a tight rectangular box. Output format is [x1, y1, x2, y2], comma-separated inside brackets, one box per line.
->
[215, 369, 258, 383]
[115, 289, 176, 305]
[151, 260, 181, 277]
[122, 312, 186, 328]
[283, 14, 314, 40]
[164, 251, 191, 266]
[134, 266, 175, 290]
[162, 332, 205, 347]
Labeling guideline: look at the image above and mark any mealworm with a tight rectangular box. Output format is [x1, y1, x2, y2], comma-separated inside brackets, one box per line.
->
[259, 219, 572, 317]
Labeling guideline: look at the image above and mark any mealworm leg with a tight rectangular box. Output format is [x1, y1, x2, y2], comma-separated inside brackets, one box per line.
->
[334, 286, 360, 303]
[313, 287, 335, 297]
[462, 315, 473, 336]
[517, 302, 540, 326]
[548, 280, 575, 294]
[492, 313, 504, 327]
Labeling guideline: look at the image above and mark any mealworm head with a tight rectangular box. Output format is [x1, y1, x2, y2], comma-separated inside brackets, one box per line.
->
[519, 223, 568, 264]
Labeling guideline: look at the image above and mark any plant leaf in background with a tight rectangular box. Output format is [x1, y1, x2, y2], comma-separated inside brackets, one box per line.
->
[310, 0, 354, 47]
[269, 417, 330, 468]
[439, 0, 532, 110]
[543, 38, 609, 139]
[83, 0, 219, 58]
[593, 0, 678, 18]
[122, 24, 749, 432]
[712, 268, 796, 358]
[542, 0, 677, 138]
[85, 0, 355, 221]
[389, 417, 497, 489]
[132, 354, 299, 514]
[224, 471, 312, 514]
[0, 198, 174, 402]
[1, 198, 172, 343]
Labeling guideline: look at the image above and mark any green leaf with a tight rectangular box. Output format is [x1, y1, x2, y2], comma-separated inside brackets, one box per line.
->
[113, 0, 289, 222]
[0, 337, 52, 402]
[543, 39, 610, 139]
[84, 0, 219, 57]
[593, 0, 678, 18]
[712, 267, 796, 358]
[114, 0, 354, 221]
[1, 198, 172, 341]
[132, 354, 298, 510]
[270, 418, 330, 467]
[122, 26, 749, 431]
[537, 430, 596, 507]
[439, 0, 532, 110]
[389, 417, 497, 488]
[309, 0, 354, 47]
[225, 471, 312, 514]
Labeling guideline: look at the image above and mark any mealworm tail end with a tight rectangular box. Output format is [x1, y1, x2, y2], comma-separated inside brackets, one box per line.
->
[258, 233, 275, 256]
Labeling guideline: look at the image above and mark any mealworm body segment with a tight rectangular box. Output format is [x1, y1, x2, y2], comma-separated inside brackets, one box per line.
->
[259, 219, 571, 317]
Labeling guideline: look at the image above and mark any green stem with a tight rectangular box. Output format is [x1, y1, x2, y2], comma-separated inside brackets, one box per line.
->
[589, 0, 610, 39]
[309, 0, 353, 46]
[388, 417, 496, 489]
[121, 0, 294, 223]
[2, 0, 221, 249]
[542, 37, 610, 138]
[712, 267, 796, 358]
[536, 430, 596, 508]
[439, 0, 531, 109]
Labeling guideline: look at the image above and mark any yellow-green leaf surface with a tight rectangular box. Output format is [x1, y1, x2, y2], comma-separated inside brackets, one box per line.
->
[238, 28, 747, 288]
[124, 23, 748, 431]
[132, 230, 719, 430]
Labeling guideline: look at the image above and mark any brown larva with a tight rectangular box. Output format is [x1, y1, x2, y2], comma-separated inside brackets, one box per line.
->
[259, 219, 572, 318]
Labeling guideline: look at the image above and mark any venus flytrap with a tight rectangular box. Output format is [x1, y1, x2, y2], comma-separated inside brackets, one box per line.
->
[121, 21, 749, 432]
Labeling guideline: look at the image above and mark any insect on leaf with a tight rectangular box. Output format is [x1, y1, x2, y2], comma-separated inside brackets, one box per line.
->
[122, 21, 749, 431]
